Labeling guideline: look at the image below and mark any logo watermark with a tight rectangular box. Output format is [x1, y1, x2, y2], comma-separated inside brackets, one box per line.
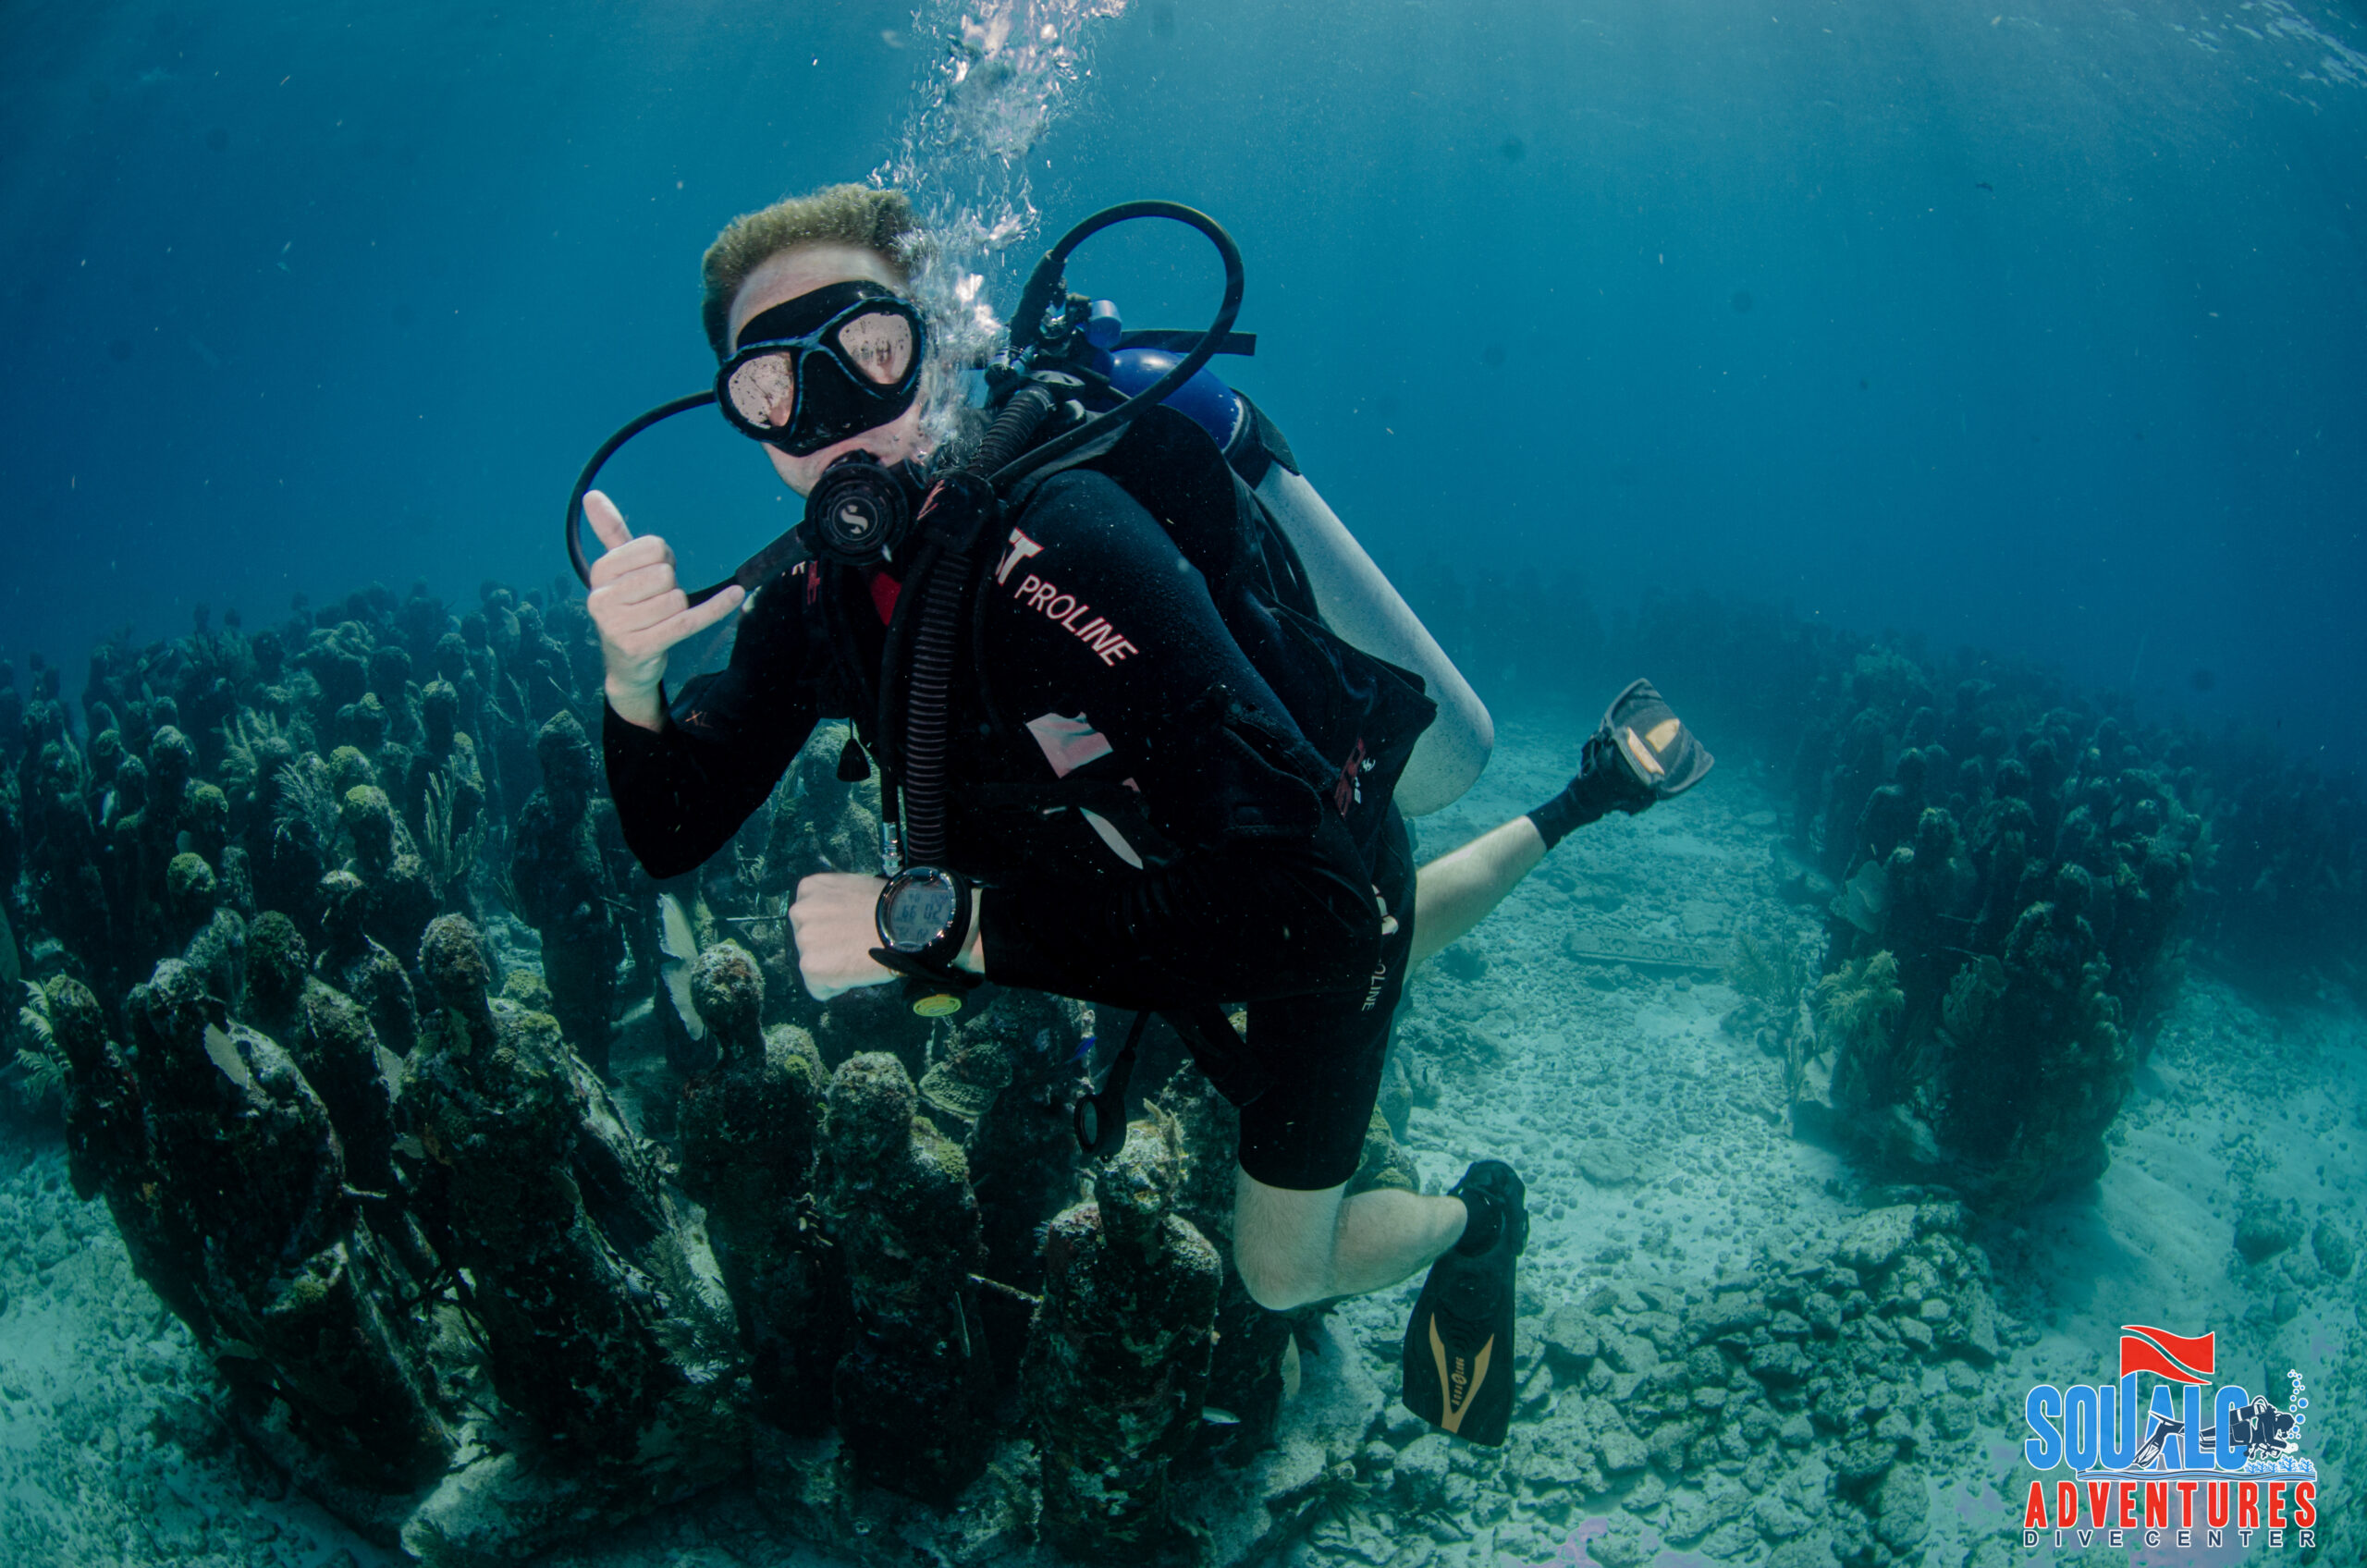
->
[2020, 1324, 2319, 1551]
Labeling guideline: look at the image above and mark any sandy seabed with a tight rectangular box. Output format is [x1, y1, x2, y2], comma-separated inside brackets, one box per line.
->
[0, 709, 2358, 1568]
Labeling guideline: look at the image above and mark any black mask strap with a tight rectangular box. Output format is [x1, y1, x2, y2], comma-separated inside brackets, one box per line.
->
[1073, 1009, 1150, 1158]
[564, 391, 811, 606]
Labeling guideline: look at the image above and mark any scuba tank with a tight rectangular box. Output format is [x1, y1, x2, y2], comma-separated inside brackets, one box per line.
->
[1258, 464, 1491, 816]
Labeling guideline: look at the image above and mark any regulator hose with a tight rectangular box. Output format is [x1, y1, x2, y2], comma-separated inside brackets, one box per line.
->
[884, 384, 1060, 868]
[562, 391, 717, 592]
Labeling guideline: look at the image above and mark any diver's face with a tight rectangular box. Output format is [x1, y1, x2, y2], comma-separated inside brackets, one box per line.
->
[728, 243, 929, 496]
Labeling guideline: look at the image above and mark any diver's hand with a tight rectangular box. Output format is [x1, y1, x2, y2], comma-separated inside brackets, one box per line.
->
[583, 489, 744, 732]
[791, 874, 897, 1001]
[791, 873, 986, 1001]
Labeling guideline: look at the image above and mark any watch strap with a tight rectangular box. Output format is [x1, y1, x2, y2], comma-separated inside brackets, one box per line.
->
[868, 947, 985, 990]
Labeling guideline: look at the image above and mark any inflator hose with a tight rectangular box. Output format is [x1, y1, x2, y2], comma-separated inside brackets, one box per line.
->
[991, 201, 1245, 492]
[563, 391, 717, 592]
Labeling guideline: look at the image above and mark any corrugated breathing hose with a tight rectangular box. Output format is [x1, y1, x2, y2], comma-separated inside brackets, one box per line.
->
[890, 385, 1060, 867]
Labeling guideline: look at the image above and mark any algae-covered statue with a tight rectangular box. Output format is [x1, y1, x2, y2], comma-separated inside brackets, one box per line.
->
[675, 939, 839, 1428]
[404, 913, 743, 1474]
[1024, 1110, 1221, 1556]
[812, 1050, 996, 1502]
[1788, 657, 2202, 1205]
[509, 710, 627, 1073]
[69, 957, 452, 1491]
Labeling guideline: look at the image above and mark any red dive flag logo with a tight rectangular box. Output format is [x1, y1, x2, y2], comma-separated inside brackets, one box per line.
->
[2119, 1325, 2215, 1384]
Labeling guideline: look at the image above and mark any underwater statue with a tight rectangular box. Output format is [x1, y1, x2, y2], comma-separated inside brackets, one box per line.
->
[243, 909, 401, 1194]
[812, 1050, 996, 1504]
[401, 914, 744, 1479]
[934, 989, 1089, 1308]
[1936, 864, 2135, 1201]
[80, 958, 450, 1489]
[1024, 1111, 1221, 1558]
[509, 711, 626, 1073]
[164, 849, 247, 1013]
[339, 782, 438, 971]
[316, 866, 421, 1059]
[1799, 692, 2195, 1207]
[674, 940, 840, 1429]
[1154, 1055, 1301, 1450]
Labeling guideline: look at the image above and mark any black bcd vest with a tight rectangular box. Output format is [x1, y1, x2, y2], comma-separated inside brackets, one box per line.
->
[952, 398, 1438, 882]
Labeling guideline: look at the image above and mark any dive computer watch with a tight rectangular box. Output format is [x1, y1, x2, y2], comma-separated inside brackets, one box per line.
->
[874, 866, 974, 973]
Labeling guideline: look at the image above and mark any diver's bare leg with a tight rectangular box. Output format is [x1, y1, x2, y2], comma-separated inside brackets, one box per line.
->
[1222, 816, 1551, 1312]
[1230, 1169, 1468, 1311]
[1408, 815, 1547, 966]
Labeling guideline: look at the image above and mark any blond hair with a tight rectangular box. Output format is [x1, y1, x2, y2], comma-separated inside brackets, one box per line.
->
[699, 184, 926, 359]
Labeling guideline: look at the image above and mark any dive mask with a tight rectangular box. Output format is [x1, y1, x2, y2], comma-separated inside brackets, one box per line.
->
[717, 279, 926, 457]
[569, 199, 1246, 607]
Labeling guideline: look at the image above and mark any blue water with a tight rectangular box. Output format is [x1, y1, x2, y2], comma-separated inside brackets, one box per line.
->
[3, 0, 2362, 759]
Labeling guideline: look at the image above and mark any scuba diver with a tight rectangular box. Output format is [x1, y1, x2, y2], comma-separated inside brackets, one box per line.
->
[572, 184, 1711, 1448]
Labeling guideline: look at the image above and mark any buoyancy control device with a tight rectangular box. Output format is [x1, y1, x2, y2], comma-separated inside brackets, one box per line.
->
[999, 265, 1492, 815]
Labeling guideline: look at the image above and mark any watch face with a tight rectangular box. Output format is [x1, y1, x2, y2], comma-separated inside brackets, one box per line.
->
[884, 875, 960, 952]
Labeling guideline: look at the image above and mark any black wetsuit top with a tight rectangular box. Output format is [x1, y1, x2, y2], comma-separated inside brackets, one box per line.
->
[604, 429, 1426, 1187]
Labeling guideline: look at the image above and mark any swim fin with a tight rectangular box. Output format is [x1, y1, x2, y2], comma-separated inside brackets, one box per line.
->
[1401, 1159, 1527, 1446]
[1525, 679, 1712, 851]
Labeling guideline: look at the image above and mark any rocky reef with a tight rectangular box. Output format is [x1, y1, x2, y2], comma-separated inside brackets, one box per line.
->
[1320, 1192, 2026, 1568]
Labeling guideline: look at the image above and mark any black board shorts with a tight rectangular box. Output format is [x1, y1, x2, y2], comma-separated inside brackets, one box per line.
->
[1235, 805, 1417, 1192]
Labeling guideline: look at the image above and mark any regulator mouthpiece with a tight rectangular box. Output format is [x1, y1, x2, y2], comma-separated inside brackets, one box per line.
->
[805, 453, 914, 568]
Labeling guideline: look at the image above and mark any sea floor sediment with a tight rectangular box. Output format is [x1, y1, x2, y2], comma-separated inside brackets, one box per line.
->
[0, 710, 2357, 1568]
